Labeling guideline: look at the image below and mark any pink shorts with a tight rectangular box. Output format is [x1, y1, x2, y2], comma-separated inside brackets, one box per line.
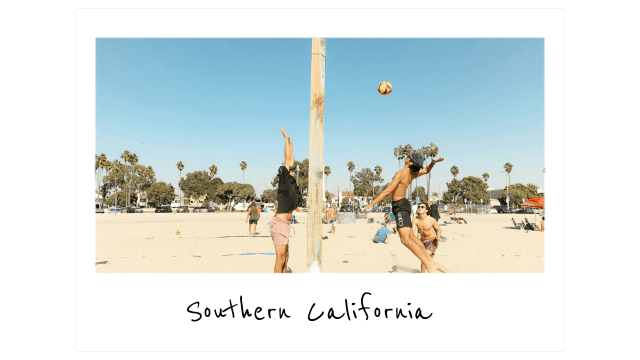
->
[269, 217, 290, 247]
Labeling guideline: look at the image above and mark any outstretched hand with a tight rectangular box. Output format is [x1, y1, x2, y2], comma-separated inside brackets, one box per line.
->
[431, 157, 445, 163]
[362, 204, 372, 213]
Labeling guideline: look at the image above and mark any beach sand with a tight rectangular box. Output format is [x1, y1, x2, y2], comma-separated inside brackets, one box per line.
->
[95, 212, 544, 273]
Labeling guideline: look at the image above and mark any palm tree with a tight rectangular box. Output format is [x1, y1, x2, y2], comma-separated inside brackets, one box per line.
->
[482, 172, 490, 183]
[98, 153, 108, 196]
[425, 143, 439, 202]
[129, 153, 139, 206]
[324, 166, 331, 195]
[209, 164, 218, 179]
[418, 145, 431, 201]
[102, 160, 113, 200]
[120, 150, 131, 206]
[347, 161, 355, 204]
[503, 162, 513, 208]
[374, 165, 382, 199]
[403, 144, 414, 197]
[393, 145, 404, 170]
[111, 159, 121, 194]
[176, 161, 184, 206]
[450, 165, 460, 204]
[450, 165, 459, 179]
[95, 154, 100, 196]
[240, 161, 247, 184]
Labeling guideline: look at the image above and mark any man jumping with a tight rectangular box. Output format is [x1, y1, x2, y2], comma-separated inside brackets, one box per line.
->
[269, 128, 303, 273]
[363, 151, 444, 273]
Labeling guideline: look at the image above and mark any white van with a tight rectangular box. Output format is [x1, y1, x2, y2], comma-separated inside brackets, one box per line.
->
[233, 202, 250, 211]
[262, 203, 275, 212]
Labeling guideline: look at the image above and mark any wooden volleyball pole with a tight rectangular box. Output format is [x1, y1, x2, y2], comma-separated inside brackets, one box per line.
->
[307, 38, 326, 273]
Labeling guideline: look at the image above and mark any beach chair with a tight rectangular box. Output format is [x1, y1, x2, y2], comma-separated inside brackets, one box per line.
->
[511, 218, 524, 230]
[524, 218, 538, 231]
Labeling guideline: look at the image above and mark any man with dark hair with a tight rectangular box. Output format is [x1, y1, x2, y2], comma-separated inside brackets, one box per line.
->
[269, 128, 303, 273]
[413, 202, 450, 273]
[363, 151, 444, 273]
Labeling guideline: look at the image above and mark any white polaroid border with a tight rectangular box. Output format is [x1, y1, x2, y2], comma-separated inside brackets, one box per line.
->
[76, 8, 563, 351]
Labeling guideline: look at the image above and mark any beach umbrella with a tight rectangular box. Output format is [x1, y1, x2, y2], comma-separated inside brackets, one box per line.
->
[528, 197, 545, 205]
[520, 201, 544, 208]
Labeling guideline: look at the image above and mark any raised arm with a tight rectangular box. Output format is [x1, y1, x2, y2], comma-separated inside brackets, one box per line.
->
[417, 157, 445, 176]
[282, 128, 294, 169]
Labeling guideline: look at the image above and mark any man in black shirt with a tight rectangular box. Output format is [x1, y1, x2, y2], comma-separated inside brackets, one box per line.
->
[268, 128, 303, 273]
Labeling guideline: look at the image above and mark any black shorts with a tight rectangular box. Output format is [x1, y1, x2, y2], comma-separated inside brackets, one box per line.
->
[249, 220, 258, 225]
[392, 199, 412, 228]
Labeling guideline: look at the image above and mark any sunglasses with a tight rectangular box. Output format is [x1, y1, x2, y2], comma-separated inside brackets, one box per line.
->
[418, 206, 427, 209]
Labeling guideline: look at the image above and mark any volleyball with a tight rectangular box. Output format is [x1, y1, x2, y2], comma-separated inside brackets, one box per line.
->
[176, 230, 180, 235]
[378, 81, 392, 96]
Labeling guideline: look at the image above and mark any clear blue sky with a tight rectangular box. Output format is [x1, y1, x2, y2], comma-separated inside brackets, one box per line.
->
[96, 38, 544, 197]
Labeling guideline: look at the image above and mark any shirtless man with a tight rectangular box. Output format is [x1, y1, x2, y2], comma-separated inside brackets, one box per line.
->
[269, 128, 303, 273]
[327, 204, 337, 233]
[363, 151, 444, 273]
[413, 202, 450, 273]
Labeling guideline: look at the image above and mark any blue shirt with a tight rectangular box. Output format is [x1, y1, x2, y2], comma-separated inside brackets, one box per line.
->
[374, 228, 391, 243]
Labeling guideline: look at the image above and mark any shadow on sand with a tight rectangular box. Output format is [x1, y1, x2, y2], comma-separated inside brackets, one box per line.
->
[389, 265, 420, 273]
[95, 260, 109, 265]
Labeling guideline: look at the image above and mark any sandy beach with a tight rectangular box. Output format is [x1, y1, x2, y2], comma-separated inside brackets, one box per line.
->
[95, 211, 544, 273]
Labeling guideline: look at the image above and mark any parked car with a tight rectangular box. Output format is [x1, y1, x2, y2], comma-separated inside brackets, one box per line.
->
[108, 208, 124, 214]
[123, 207, 143, 213]
[176, 206, 190, 213]
[488, 208, 498, 214]
[382, 206, 391, 213]
[494, 206, 509, 213]
[193, 206, 215, 213]
[233, 202, 251, 211]
[95, 201, 104, 214]
[533, 209, 540, 214]
[340, 205, 355, 212]
[155, 206, 172, 213]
